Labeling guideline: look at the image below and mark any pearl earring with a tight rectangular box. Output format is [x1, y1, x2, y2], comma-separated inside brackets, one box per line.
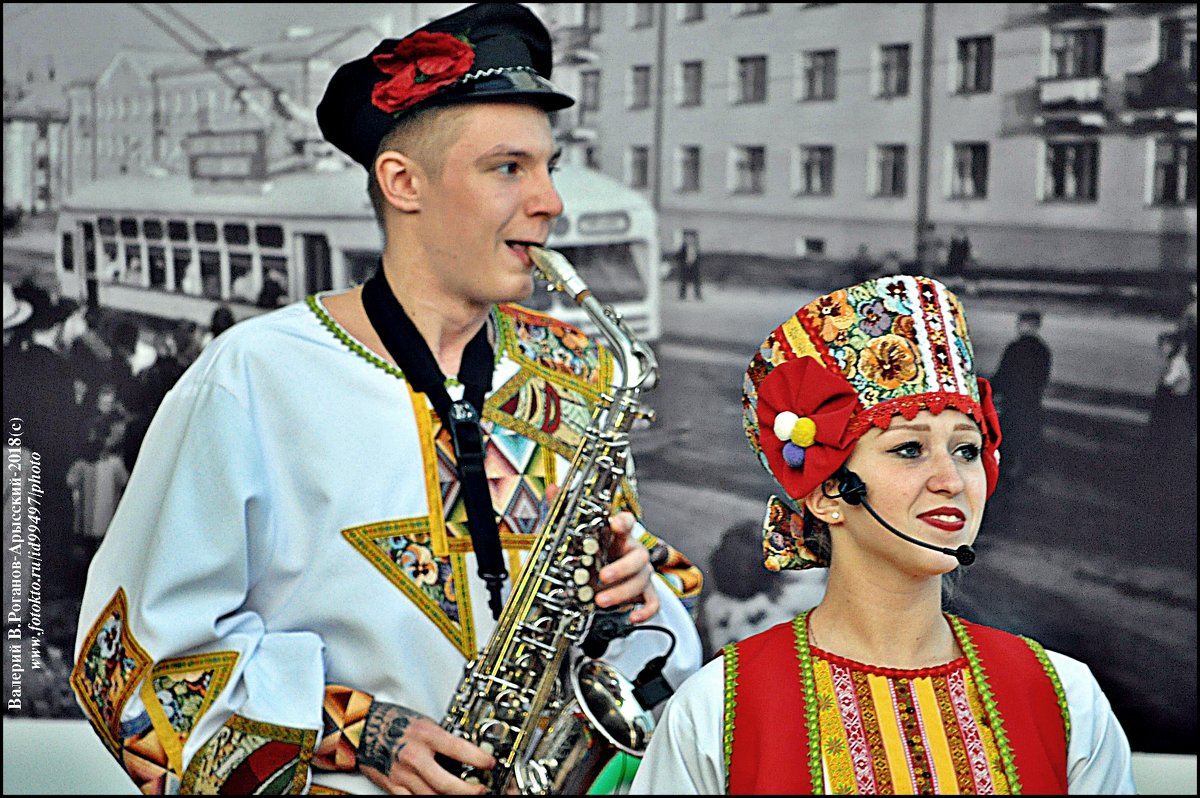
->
[830, 511, 841, 520]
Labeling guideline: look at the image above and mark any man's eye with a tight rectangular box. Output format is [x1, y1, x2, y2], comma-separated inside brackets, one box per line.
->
[497, 163, 519, 175]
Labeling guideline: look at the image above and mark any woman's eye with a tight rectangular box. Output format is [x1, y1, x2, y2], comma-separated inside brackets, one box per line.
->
[956, 443, 982, 461]
[889, 442, 922, 458]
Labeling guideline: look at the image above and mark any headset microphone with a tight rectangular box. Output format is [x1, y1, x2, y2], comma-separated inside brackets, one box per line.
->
[830, 469, 976, 567]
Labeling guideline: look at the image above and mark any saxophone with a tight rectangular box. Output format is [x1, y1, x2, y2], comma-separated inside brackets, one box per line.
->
[439, 246, 660, 794]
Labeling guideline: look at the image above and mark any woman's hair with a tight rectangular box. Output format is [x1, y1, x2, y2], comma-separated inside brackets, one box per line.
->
[801, 505, 833, 566]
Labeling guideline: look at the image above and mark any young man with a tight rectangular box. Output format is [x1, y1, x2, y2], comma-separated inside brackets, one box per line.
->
[71, 5, 702, 794]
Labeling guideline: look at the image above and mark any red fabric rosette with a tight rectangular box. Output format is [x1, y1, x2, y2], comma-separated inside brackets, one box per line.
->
[755, 357, 861, 501]
[976, 377, 1003, 497]
[372, 32, 476, 114]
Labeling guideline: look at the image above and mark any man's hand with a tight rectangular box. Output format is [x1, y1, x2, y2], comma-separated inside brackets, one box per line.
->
[595, 510, 659, 624]
[358, 700, 495, 795]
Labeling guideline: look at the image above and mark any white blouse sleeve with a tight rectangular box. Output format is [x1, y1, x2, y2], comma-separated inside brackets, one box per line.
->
[629, 655, 726, 795]
[1046, 649, 1136, 794]
[73, 380, 325, 792]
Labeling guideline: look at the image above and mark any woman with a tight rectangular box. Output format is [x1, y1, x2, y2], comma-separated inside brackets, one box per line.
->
[631, 275, 1134, 794]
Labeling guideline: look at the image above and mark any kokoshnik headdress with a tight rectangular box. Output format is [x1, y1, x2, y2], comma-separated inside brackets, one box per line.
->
[742, 275, 1002, 570]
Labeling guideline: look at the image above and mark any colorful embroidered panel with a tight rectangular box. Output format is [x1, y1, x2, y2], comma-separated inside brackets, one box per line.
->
[640, 529, 704, 613]
[70, 587, 153, 756]
[497, 304, 612, 396]
[809, 646, 1012, 795]
[314, 684, 373, 772]
[489, 369, 596, 460]
[141, 651, 239, 779]
[181, 714, 317, 794]
[343, 518, 475, 657]
[119, 710, 177, 794]
[435, 418, 555, 542]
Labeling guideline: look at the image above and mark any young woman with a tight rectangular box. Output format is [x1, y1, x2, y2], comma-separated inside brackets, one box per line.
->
[632, 275, 1134, 794]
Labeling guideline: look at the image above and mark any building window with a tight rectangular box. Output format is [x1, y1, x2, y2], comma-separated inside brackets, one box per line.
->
[679, 61, 704, 106]
[874, 144, 907, 197]
[1050, 27, 1104, 79]
[731, 146, 766, 194]
[629, 65, 652, 109]
[580, 70, 600, 125]
[628, 146, 650, 189]
[800, 50, 837, 101]
[631, 3, 654, 29]
[582, 3, 602, 32]
[956, 36, 993, 94]
[678, 146, 701, 192]
[679, 4, 704, 22]
[878, 44, 911, 98]
[1160, 17, 1197, 82]
[1043, 140, 1099, 201]
[802, 237, 826, 256]
[1153, 139, 1196, 206]
[950, 143, 989, 199]
[733, 3, 769, 14]
[736, 56, 768, 104]
[795, 145, 834, 196]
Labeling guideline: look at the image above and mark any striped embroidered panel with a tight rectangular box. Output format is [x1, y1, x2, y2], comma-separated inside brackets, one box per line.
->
[811, 647, 1012, 795]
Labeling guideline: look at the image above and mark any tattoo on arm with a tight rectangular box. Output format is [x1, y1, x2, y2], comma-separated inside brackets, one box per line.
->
[359, 700, 417, 774]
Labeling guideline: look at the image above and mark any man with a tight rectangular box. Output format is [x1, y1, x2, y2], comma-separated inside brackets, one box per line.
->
[990, 309, 1052, 487]
[71, 5, 702, 795]
[676, 232, 701, 301]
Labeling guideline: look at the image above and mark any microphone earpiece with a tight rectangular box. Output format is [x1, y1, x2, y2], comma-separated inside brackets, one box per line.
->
[835, 469, 867, 505]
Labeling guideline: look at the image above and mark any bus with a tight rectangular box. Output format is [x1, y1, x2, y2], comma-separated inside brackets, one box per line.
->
[53, 162, 663, 341]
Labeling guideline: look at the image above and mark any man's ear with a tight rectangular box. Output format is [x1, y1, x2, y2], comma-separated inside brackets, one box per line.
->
[375, 150, 423, 214]
[804, 480, 843, 526]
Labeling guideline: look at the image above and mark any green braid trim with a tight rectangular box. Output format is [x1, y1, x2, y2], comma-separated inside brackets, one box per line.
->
[722, 643, 739, 795]
[793, 610, 824, 794]
[1022, 635, 1071, 750]
[307, 294, 406, 381]
[306, 294, 500, 384]
[950, 615, 1022, 794]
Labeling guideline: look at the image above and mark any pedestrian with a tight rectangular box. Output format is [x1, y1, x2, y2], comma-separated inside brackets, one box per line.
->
[3, 281, 88, 599]
[990, 309, 1052, 488]
[632, 274, 1134, 794]
[676, 232, 702, 300]
[256, 267, 289, 308]
[71, 5, 703, 794]
[946, 225, 971, 279]
[66, 414, 130, 564]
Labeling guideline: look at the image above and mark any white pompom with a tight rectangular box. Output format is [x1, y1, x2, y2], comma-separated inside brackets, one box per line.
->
[773, 411, 799, 441]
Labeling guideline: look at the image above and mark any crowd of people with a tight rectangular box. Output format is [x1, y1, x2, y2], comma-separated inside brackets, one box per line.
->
[3, 279, 239, 716]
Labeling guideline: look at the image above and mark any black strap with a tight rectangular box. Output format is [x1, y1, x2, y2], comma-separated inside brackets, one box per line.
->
[361, 264, 508, 620]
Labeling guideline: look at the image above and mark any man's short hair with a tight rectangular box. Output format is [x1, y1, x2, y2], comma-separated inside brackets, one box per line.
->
[366, 104, 471, 225]
[1017, 310, 1042, 326]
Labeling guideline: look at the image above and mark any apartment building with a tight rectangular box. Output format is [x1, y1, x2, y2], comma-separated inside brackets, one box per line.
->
[543, 2, 1196, 274]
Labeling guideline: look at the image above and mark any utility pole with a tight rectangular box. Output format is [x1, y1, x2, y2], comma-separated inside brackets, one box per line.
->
[650, 2, 667, 214]
[914, 2, 935, 269]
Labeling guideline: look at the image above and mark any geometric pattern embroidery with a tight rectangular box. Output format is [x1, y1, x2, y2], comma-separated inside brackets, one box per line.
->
[118, 711, 177, 794]
[69, 587, 152, 757]
[180, 714, 317, 794]
[313, 684, 373, 772]
[141, 651, 239, 778]
[342, 518, 476, 658]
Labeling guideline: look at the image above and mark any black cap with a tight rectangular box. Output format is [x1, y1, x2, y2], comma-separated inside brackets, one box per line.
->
[317, 3, 575, 171]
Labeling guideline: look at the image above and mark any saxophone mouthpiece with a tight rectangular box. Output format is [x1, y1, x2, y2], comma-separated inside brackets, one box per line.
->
[529, 246, 590, 305]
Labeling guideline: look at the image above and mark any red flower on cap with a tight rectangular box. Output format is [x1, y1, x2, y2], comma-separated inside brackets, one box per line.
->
[372, 32, 476, 114]
[756, 356, 861, 501]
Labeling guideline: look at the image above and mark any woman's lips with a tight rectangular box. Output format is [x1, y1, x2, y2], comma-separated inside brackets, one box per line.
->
[917, 508, 966, 532]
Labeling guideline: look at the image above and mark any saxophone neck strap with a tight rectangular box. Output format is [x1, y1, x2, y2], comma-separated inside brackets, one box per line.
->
[361, 263, 507, 620]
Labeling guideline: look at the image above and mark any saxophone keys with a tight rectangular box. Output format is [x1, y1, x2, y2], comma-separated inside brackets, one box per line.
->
[581, 537, 600, 555]
[576, 585, 595, 603]
[572, 567, 591, 585]
[580, 555, 594, 567]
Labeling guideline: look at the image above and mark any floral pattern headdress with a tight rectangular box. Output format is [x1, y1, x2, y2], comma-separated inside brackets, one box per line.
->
[743, 275, 1002, 570]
